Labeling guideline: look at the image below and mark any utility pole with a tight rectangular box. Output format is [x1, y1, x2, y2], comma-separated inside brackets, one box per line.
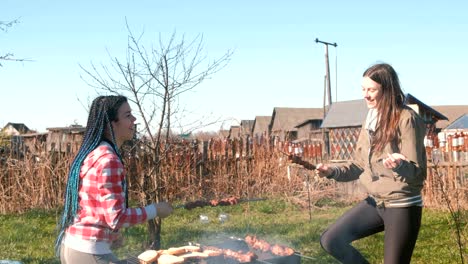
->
[316, 38, 337, 160]
[315, 38, 337, 110]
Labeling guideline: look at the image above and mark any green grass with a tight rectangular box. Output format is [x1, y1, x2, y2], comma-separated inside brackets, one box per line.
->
[0, 199, 466, 263]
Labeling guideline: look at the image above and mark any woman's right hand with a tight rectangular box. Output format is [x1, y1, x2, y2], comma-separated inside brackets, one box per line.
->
[155, 202, 173, 218]
[315, 163, 333, 178]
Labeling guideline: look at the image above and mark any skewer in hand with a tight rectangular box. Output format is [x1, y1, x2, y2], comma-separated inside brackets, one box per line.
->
[285, 152, 316, 170]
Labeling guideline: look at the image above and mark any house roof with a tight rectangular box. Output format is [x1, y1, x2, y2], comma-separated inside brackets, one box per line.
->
[46, 125, 86, 133]
[444, 113, 468, 130]
[270, 107, 323, 132]
[252, 116, 271, 135]
[321, 99, 368, 128]
[3, 122, 30, 134]
[405, 93, 448, 121]
[431, 105, 468, 129]
[322, 94, 460, 129]
[22, 132, 48, 138]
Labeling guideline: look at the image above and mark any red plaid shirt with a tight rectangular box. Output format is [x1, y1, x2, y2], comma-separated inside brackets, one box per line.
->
[65, 141, 150, 244]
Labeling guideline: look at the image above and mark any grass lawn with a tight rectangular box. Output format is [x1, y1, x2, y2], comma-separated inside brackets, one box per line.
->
[0, 198, 466, 263]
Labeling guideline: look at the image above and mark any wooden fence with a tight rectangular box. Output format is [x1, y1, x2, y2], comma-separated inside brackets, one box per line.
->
[423, 162, 468, 208]
[0, 138, 466, 214]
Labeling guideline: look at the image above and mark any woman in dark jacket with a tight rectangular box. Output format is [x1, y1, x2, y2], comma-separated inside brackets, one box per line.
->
[313, 63, 426, 264]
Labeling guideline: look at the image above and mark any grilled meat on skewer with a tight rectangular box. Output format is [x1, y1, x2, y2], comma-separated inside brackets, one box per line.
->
[183, 196, 240, 210]
[202, 245, 258, 263]
[245, 235, 295, 256]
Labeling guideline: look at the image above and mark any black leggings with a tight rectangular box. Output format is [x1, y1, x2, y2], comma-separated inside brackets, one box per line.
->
[320, 197, 422, 264]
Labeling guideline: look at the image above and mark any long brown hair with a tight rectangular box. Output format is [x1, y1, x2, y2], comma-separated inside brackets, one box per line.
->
[363, 63, 405, 152]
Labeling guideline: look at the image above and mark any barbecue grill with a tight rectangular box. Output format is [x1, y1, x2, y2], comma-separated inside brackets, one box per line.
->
[125, 195, 318, 263]
[192, 237, 301, 264]
[126, 235, 305, 264]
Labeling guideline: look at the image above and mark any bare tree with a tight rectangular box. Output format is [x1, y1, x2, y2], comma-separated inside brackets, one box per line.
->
[80, 22, 233, 249]
[0, 19, 31, 66]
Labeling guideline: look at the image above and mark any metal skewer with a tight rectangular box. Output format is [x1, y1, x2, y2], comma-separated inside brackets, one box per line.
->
[294, 252, 316, 260]
[256, 259, 275, 264]
[226, 235, 317, 261]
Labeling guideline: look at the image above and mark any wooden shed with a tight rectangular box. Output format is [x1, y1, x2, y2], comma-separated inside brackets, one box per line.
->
[320, 99, 368, 160]
[22, 132, 48, 155]
[295, 119, 323, 142]
[269, 107, 323, 141]
[46, 125, 86, 153]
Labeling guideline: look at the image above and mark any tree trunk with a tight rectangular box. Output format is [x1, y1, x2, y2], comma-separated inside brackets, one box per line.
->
[148, 218, 162, 249]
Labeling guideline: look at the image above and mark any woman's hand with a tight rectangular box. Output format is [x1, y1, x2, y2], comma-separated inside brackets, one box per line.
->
[156, 202, 173, 218]
[315, 163, 333, 178]
[383, 153, 407, 169]
[288, 154, 302, 164]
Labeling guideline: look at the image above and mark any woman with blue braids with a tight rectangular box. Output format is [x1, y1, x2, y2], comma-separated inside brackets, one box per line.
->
[55, 95, 173, 264]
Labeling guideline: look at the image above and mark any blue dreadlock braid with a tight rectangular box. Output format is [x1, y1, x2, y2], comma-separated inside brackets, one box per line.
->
[54, 95, 128, 257]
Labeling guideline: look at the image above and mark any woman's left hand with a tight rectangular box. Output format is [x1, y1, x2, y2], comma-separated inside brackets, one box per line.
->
[383, 153, 407, 169]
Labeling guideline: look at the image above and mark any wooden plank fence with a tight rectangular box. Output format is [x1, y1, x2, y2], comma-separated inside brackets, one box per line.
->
[1, 137, 467, 214]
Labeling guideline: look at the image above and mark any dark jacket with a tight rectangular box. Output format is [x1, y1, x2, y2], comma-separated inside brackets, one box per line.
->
[331, 106, 427, 201]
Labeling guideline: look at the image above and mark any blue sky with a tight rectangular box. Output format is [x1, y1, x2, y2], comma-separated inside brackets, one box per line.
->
[1, 1, 467, 133]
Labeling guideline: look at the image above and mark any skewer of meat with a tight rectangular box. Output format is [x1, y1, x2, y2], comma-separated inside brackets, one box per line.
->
[245, 235, 295, 256]
[224, 249, 257, 263]
[182, 200, 210, 210]
[202, 245, 258, 263]
[270, 244, 295, 256]
[177, 196, 266, 210]
[179, 196, 243, 210]
[210, 196, 239, 206]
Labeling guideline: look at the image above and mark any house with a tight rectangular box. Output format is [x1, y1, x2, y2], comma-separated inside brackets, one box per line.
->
[228, 126, 241, 139]
[239, 120, 254, 137]
[321, 94, 448, 160]
[404, 93, 448, 133]
[431, 105, 468, 131]
[444, 114, 468, 131]
[1, 122, 30, 136]
[295, 118, 323, 142]
[269, 107, 323, 141]
[0, 123, 33, 156]
[252, 116, 271, 144]
[320, 99, 368, 160]
[46, 125, 86, 153]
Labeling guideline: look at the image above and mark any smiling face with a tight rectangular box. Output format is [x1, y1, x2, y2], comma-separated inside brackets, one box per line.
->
[361, 76, 382, 109]
[111, 101, 136, 146]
